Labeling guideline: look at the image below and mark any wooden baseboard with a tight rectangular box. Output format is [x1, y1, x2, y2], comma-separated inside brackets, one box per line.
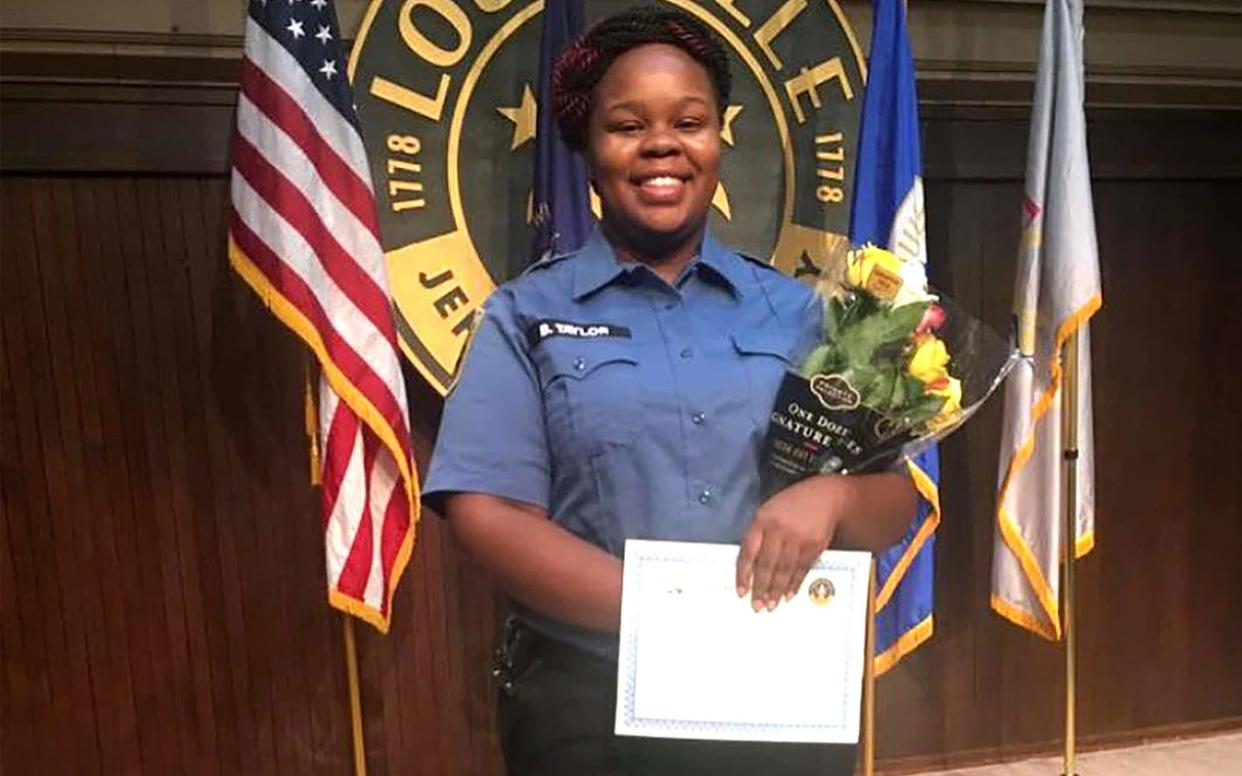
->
[877, 716, 1242, 775]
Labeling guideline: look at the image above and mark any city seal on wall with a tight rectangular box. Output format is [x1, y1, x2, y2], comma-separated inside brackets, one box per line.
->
[349, 0, 867, 395]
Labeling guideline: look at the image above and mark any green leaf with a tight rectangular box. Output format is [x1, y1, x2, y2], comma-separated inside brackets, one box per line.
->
[890, 371, 909, 407]
[886, 374, 925, 415]
[835, 301, 929, 367]
[845, 365, 876, 403]
[899, 393, 950, 427]
[799, 344, 834, 379]
[823, 297, 842, 342]
[873, 366, 901, 407]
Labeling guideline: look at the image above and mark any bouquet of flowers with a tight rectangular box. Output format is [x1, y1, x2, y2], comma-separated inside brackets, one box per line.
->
[760, 244, 1017, 497]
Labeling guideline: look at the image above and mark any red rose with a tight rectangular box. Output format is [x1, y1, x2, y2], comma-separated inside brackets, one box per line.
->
[916, 303, 946, 335]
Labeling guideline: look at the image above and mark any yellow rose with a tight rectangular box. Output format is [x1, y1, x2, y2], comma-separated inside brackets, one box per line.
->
[908, 335, 950, 386]
[926, 376, 963, 433]
[928, 376, 962, 414]
[844, 247, 869, 287]
[846, 245, 906, 300]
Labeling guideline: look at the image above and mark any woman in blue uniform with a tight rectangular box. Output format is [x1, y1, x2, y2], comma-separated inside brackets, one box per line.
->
[424, 7, 919, 774]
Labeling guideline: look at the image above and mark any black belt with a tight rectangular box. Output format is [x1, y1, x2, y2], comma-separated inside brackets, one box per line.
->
[491, 616, 613, 696]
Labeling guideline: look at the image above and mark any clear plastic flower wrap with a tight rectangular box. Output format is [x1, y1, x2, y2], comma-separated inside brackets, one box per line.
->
[760, 243, 1018, 498]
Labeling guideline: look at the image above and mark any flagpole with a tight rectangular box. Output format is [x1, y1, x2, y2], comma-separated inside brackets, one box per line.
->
[862, 560, 877, 776]
[342, 616, 369, 776]
[1061, 331, 1080, 776]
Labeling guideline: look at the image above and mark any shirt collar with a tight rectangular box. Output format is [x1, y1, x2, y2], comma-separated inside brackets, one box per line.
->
[571, 228, 628, 301]
[693, 229, 747, 298]
[571, 227, 746, 301]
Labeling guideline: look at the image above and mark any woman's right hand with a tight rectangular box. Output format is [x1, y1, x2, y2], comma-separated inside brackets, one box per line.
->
[735, 476, 841, 612]
[735, 469, 918, 611]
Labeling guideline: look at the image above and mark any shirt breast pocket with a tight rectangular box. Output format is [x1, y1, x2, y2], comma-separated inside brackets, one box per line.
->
[535, 339, 644, 456]
[731, 329, 798, 429]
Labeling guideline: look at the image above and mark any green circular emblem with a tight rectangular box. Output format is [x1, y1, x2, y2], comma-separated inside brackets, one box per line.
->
[349, 0, 865, 394]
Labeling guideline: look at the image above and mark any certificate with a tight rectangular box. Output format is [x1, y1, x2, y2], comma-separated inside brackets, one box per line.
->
[615, 540, 871, 744]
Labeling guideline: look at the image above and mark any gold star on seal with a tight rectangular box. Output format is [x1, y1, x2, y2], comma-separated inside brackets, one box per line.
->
[711, 182, 732, 221]
[497, 83, 538, 151]
[720, 104, 743, 146]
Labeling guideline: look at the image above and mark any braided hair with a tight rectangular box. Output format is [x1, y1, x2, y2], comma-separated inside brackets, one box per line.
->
[551, 5, 732, 152]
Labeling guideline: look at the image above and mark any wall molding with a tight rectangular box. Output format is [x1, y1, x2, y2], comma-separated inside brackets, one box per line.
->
[946, 0, 1242, 14]
[3, 0, 1240, 111]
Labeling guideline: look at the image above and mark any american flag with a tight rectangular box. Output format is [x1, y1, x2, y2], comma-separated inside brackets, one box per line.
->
[228, 0, 419, 633]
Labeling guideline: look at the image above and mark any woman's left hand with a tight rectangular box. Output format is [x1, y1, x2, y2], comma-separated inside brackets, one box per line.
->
[735, 475, 843, 612]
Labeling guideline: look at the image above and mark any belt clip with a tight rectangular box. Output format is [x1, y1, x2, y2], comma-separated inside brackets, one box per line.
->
[491, 615, 522, 696]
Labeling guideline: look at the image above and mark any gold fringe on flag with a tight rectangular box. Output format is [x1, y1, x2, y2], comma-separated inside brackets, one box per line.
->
[305, 361, 322, 486]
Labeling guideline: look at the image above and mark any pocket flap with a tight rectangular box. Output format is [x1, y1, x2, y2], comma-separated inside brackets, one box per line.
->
[730, 330, 794, 363]
[537, 338, 639, 387]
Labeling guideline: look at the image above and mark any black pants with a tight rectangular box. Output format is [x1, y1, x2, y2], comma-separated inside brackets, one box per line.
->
[496, 624, 858, 776]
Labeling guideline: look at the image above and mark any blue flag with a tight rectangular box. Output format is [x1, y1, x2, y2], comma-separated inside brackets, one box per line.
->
[849, 0, 942, 675]
[531, 0, 593, 260]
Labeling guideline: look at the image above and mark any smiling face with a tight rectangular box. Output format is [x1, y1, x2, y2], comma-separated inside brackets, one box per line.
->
[586, 43, 722, 264]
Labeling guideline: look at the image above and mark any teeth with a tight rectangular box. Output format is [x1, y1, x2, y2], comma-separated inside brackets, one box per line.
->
[643, 176, 680, 187]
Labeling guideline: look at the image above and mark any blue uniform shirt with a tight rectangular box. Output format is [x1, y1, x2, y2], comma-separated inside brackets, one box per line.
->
[424, 228, 822, 658]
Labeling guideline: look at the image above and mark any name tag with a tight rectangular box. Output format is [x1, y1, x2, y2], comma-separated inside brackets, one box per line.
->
[528, 319, 632, 347]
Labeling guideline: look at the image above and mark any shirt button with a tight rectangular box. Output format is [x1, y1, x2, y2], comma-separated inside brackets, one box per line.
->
[698, 489, 712, 505]
[691, 412, 705, 425]
[574, 357, 586, 371]
[680, 347, 693, 359]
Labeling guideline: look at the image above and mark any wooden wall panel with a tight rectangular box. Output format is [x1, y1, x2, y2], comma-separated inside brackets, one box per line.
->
[871, 174, 1242, 768]
[4, 178, 325, 774]
[2, 110, 1241, 774]
[0, 173, 505, 774]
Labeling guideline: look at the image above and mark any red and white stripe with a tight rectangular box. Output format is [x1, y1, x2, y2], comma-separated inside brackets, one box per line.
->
[229, 14, 417, 628]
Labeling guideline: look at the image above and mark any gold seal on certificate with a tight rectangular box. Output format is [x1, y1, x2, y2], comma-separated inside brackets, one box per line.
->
[616, 540, 871, 744]
[808, 578, 836, 607]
